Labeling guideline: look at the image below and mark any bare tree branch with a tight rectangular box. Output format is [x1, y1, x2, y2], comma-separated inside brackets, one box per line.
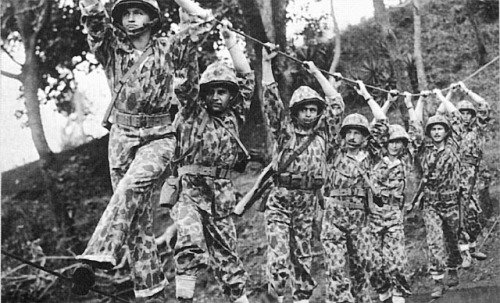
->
[1, 69, 22, 81]
[33, 0, 51, 37]
[1, 44, 23, 67]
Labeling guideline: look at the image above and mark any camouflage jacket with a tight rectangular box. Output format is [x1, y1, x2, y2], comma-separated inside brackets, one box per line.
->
[262, 83, 344, 181]
[371, 119, 423, 206]
[324, 119, 389, 197]
[418, 111, 463, 195]
[80, 3, 214, 131]
[174, 71, 255, 168]
[452, 117, 487, 162]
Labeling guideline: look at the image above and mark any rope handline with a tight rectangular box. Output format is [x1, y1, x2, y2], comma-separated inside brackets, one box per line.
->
[216, 20, 499, 98]
[1, 249, 130, 303]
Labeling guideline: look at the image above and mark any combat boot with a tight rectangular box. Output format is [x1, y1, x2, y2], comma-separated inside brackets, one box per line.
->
[470, 245, 487, 260]
[430, 279, 445, 298]
[445, 269, 459, 287]
[461, 248, 472, 269]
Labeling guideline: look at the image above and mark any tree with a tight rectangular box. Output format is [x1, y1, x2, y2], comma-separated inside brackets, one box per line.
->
[328, 0, 341, 86]
[412, 0, 427, 91]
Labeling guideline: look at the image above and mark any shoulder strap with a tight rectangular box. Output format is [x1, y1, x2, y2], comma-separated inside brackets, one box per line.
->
[212, 116, 250, 159]
[350, 157, 377, 193]
[114, 47, 153, 98]
[276, 133, 317, 174]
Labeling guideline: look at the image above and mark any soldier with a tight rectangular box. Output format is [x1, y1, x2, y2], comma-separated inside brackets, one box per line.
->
[260, 45, 344, 303]
[366, 91, 424, 303]
[446, 81, 489, 268]
[321, 81, 388, 303]
[413, 88, 464, 298]
[72, 0, 213, 301]
[169, 20, 254, 303]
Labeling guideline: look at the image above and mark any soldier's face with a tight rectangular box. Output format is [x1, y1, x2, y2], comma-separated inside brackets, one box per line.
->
[297, 104, 319, 126]
[388, 139, 405, 156]
[459, 109, 474, 124]
[345, 128, 365, 148]
[430, 124, 447, 143]
[206, 86, 232, 114]
[122, 7, 151, 32]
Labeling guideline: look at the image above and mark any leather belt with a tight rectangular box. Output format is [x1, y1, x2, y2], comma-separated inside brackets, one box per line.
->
[114, 111, 171, 128]
[276, 173, 324, 190]
[328, 188, 366, 198]
[327, 198, 365, 210]
[426, 190, 459, 201]
[461, 155, 480, 166]
[178, 165, 233, 179]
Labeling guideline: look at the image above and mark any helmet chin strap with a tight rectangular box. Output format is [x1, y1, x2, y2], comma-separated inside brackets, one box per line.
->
[124, 18, 159, 37]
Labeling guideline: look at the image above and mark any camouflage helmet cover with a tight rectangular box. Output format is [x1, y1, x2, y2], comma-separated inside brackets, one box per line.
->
[457, 100, 476, 117]
[340, 113, 370, 137]
[111, 0, 162, 33]
[425, 114, 450, 136]
[388, 124, 409, 142]
[289, 86, 326, 114]
[199, 61, 239, 96]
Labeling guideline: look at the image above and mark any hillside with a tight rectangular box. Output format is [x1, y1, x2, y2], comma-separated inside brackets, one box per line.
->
[2, 0, 499, 302]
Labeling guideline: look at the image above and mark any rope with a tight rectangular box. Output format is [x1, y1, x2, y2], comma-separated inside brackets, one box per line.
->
[1, 249, 130, 303]
[216, 20, 499, 98]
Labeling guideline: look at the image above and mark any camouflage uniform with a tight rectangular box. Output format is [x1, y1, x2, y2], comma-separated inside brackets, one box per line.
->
[321, 115, 388, 303]
[368, 122, 422, 299]
[262, 84, 344, 301]
[417, 112, 464, 279]
[77, 1, 213, 297]
[171, 62, 255, 301]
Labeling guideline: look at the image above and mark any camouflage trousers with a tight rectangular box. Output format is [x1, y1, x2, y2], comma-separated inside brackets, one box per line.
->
[77, 124, 175, 298]
[368, 206, 411, 297]
[422, 200, 462, 276]
[460, 163, 483, 244]
[172, 175, 247, 301]
[264, 187, 318, 301]
[321, 199, 373, 303]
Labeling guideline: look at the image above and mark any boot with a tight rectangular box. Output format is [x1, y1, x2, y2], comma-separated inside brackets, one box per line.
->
[470, 244, 487, 260]
[461, 248, 472, 269]
[446, 269, 459, 287]
[430, 279, 445, 298]
[71, 263, 95, 296]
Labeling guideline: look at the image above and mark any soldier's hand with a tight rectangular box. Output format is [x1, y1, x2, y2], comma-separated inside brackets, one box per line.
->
[387, 89, 399, 103]
[403, 91, 413, 108]
[354, 80, 372, 100]
[303, 61, 320, 75]
[450, 82, 461, 91]
[220, 19, 236, 45]
[263, 42, 278, 61]
[420, 90, 432, 98]
[433, 88, 445, 100]
[458, 81, 468, 92]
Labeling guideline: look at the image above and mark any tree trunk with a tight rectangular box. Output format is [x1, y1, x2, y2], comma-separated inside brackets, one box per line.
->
[465, 0, 487, 66]
[328, 0, 341, 87]
[373, 0, 409, 128]
[412, 0, 427, 91]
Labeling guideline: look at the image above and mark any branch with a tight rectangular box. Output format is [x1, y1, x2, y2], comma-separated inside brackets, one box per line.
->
[1, 69, 22, 81]
[1, 45, 23, 67]
[33, 0, 52, 37]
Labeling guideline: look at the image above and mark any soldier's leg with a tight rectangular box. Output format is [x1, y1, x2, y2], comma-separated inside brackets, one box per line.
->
[289, 191, 318, 302]
[422, 206, 447, 297]
[172, 196, 209, 301]
[349, 209, 373, 303]
[368, 213, 391, 301]
[385, 215, 411, 299]
[441, 203, 461, 287]
[321, 204, 354, 303]
[265, 188, 292, 301]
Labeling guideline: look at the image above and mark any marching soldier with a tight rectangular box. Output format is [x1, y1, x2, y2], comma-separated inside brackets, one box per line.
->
[72, 0, 213, 301]
[321, 81, 388, 303]
[260, 45, 344, 303]
[367, 91, 424, 303]
[413, 88, 464, 298]
[169, 20, 254, 303]
[449, 82, 489, 267]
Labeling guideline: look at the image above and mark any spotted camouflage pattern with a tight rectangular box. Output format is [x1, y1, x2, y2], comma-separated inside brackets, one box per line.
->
[262, 82, 344, 301]
[289, 86, 326, 109]
[78, 126, 175, 297]
[321, 118, 388, 303]
[172, 190, 247, 301]
[199, 61, 239, 93]
[418, 111, 464, 275]
[78, 4, 213, 297]
[367, 120, 422, 298]
[170, 60, 254, 300]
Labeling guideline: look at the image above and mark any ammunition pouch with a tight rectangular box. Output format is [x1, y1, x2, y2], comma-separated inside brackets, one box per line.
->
[178, 165, 235, 179]
[276, 173, 324, 190]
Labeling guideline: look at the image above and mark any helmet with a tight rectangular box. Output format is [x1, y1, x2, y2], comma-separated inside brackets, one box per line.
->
[457, 100, 476, 117]
[289, 86, 326, 114]
[425, 114, 450, 136]
[340, 113, 370, 137]
[111, 0, 162, 34]
[199, 62, 239, 97]
[388, 124, 409, 143]
[477, 102, 491, 120]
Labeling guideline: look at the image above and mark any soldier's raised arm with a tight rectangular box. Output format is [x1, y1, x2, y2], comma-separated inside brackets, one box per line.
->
[261, 43, 284, 143]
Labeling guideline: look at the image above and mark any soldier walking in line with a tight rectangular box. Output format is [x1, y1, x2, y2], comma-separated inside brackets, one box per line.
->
[367, 91, 424, 303]
[169, 20, 254, 303]
[447, 82, 489, 268]
[259, 45, 344, 303]
[413, 88, 464, 298]
[321, 81, 388, 303]
[72, 0, 213, 301]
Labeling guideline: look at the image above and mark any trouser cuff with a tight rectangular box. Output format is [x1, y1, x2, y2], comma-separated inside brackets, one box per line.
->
[176, 275, 197, 299]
